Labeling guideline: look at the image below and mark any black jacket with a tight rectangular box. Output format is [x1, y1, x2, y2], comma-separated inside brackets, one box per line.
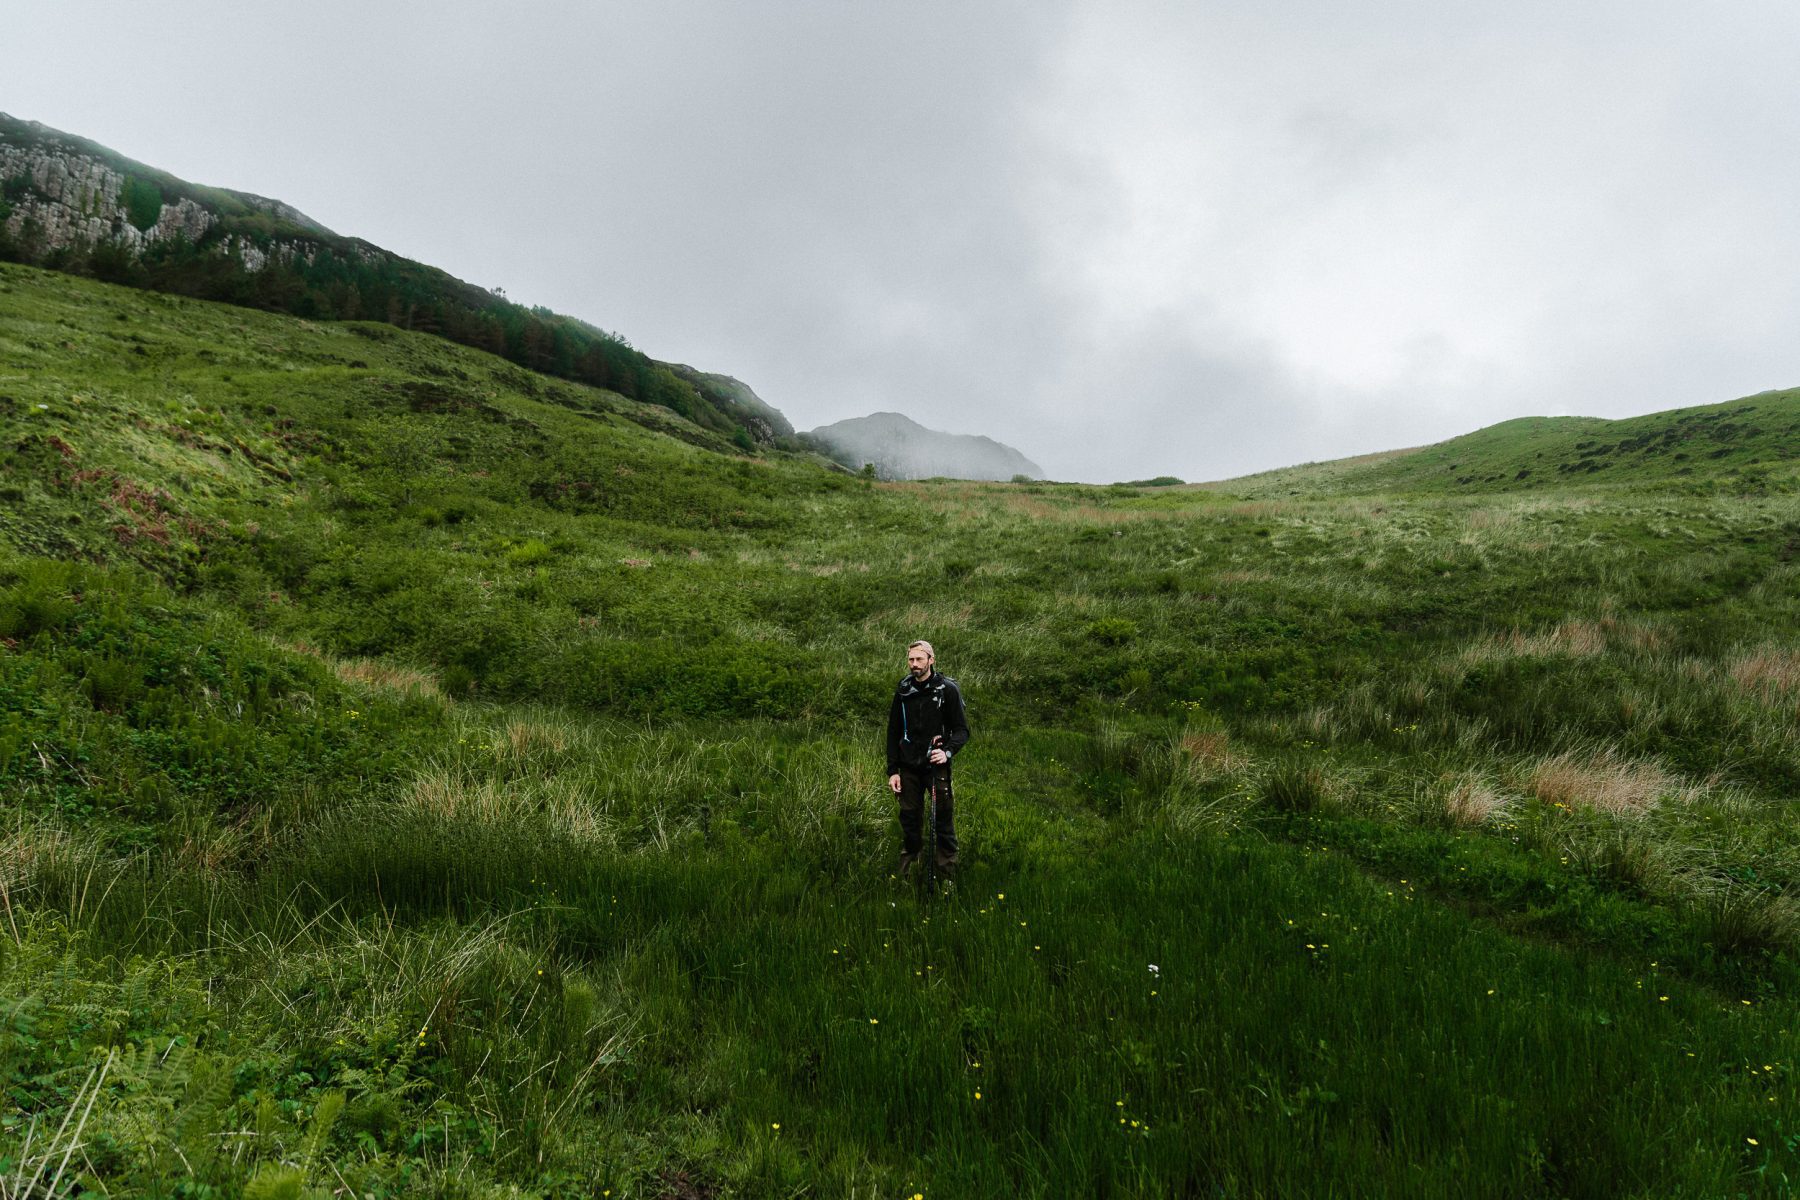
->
[886, 671, 970, 774]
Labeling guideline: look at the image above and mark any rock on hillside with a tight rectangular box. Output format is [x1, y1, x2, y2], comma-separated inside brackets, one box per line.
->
[805, 412, 1041, 481]
[0, 113, 337, 264]
[666, 365, 795, 444]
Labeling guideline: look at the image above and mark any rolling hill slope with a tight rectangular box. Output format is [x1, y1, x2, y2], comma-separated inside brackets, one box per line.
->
[0, 111, 797, 450]
[1223, 390, 1800, 497]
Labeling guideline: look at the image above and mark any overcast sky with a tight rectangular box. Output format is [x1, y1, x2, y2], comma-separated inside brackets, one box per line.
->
[7, 2, 1799, 481]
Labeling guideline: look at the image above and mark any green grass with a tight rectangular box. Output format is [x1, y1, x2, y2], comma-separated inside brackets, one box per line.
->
[1220, 394, 1800, 497]
[5, 262, 1800, 1196]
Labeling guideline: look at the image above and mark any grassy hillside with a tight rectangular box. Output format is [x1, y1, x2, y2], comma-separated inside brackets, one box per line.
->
[0, 113, 795, 450]
[5, 263, 1800, 1196]
[1225, 392, 1800, 498]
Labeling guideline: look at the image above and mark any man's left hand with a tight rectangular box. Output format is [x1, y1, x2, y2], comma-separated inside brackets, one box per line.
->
[928, 748, 949, 766]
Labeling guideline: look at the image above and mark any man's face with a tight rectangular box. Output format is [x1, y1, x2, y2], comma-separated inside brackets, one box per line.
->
[907, 646, 933, 679]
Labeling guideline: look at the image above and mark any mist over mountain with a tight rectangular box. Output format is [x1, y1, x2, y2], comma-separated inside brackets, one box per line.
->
[805, 411, 1042, 481]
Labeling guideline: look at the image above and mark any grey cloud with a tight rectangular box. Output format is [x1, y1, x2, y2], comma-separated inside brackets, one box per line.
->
[5, 2, 1800, 481]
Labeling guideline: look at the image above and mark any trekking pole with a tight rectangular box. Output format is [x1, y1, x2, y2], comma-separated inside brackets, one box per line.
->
[925, 735, 944, 893]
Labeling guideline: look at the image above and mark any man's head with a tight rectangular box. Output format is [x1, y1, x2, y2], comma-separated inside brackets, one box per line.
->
[906, 640, 935, 680]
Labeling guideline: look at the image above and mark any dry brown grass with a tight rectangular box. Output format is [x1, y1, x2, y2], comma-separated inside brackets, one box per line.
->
[1516, 620, 1607, 657]
[166, 817, 255, 873]
[1525, 749, 1688, 815]
[1061, 504, 1179, 525]
[1727, 644, 1800, 699]
[333, 658, 442, 697]
[1442, 775, 1507, 826]
[1614, 621, 1670, 653]
[404, 768, 616, 846]
[280, 641, 443, 698]
[1464, 507, 1521, 533]
[865, 602, 980, 634]
[0, 822, 119, 927]
[1452, 617, 1666, 666]
[1179, 730, 1244, 773]
[0, 822, 75, 890]
[1227, 500, 1299, 520]
[896, 483, 1184, 525]
[408, 769, 511, 821]
[501, 717, 569, 759]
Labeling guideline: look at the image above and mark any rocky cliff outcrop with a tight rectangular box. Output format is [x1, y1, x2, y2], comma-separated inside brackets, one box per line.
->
[667, 365, 796, 444]
[0, 141, 209, 252]
[0, 114, 333, 269]
[805, 412, 1041, 481]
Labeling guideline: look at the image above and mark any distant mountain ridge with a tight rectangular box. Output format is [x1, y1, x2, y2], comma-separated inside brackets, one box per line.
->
[805, 412, 1041, 480]
[0, 112, 793, 453]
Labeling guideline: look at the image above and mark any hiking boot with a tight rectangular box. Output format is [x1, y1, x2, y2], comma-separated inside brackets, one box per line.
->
[895, 852, 919, 877]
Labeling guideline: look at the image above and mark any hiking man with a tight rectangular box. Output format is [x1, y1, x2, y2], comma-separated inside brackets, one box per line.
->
[886, 640, 970, 875]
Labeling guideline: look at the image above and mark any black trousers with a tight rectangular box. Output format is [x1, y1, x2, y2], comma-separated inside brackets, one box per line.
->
[896, 764, 958, 868]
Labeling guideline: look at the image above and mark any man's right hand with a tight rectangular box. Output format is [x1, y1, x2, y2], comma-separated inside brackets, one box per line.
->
[888, 773, 902, 794]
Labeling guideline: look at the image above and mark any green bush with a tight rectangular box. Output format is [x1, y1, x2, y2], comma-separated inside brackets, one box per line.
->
[504, 537, 553, 567]
[1085, 617, 1138, 646]
[0, 559, 80, 637]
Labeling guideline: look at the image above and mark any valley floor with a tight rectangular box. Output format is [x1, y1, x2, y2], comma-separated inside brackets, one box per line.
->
[4, 264, 1800, 1196]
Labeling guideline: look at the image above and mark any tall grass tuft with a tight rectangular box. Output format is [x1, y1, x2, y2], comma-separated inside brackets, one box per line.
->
[1690, 883, 1800, 956]
[1526, 747, 1688, 815]
[1567, 821, 1665, 897]
[1258, 759, 1329, 815]
[1727, 643, 1800, 700]
[1441, 773, 1508, 827]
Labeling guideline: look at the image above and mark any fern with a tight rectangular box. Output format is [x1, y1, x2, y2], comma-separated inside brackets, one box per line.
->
[168, 1056, 237, 1173]
[242, 1165, 305, 1200]
[300, 1089, 345, 1170]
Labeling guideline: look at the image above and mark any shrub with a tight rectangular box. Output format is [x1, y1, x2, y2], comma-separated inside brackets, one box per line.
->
[0, 560, 80, 637]
[505, 538, 553, 567]
[1086, 617, 1138, 646]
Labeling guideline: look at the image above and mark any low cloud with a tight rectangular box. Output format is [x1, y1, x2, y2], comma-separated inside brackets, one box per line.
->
[6, 2, 1799, 481]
